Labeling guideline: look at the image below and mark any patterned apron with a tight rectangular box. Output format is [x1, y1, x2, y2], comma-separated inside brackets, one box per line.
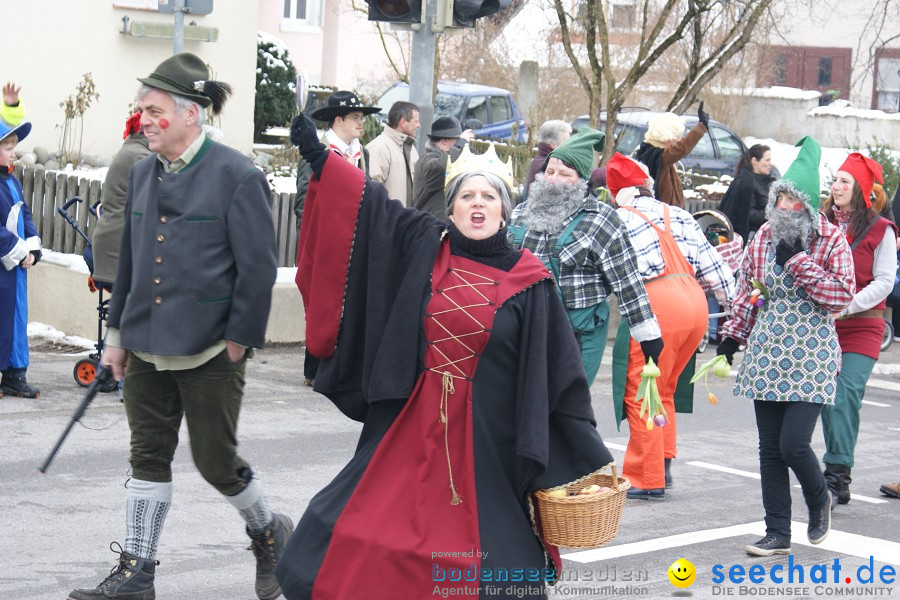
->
[733, 250, 841, 404]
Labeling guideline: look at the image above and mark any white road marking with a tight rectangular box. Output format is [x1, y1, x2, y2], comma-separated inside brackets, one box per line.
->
[688, 460, 889, 504]
[787, 484, 889, 504]
[605, 442, 627, 451]
[862, 399, 892, 407]
[563, 520, 900, 566]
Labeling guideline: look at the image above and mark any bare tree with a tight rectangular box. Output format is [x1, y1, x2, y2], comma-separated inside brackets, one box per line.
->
[552, 0, 776, 160]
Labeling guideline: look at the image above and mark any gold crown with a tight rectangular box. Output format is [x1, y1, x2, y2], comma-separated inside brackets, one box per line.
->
[444, 144, 514, 192]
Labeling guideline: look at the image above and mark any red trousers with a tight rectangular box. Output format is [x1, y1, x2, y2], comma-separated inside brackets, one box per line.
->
[622, 275, 707, 490]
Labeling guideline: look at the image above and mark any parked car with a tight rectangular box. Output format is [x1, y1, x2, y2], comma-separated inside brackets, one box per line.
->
[572, 109, 751, 177]
[377, 81, 527, 143]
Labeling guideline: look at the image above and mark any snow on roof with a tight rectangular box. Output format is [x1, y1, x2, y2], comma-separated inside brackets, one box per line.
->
[749, 87, 822, 100]
[809, 104, 900, 121]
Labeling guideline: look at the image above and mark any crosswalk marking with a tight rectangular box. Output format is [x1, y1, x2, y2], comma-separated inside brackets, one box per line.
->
[862, 399, 891, 407]
[563, 520, 900, 566]
[688, 461, 888, 504]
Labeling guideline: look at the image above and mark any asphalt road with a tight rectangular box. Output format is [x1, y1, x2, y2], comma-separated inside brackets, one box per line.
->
[2, 339, 898, 600]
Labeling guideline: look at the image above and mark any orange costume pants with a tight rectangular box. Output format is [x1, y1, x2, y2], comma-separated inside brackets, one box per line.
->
[621, 274, 707, 489]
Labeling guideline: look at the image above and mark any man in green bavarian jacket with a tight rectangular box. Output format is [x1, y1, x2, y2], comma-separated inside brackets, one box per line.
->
[69, 54, 292, 600]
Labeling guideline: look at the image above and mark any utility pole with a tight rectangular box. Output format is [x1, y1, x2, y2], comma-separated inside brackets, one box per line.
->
[173, 0, 186, 54]
[408, 0, 438, 154]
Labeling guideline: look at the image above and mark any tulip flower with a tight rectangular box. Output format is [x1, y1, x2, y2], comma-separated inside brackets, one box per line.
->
[691, 355, 732, 408]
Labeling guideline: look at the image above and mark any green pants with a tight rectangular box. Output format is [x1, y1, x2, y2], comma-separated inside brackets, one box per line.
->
[580, 322, 609, 386]
[124, 350, 251, 495]
[569, 301, 610, 386]
[821, 352, 876, 468]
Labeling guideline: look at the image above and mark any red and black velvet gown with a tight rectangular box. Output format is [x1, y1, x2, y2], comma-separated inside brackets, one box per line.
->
[276, 152, 614, 599]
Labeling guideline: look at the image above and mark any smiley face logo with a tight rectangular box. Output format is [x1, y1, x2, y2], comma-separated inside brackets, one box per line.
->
[667, 558, 696, 588]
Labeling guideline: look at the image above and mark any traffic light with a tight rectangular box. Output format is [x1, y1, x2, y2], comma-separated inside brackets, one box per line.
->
[435, 0, 511, 29]
[366, 0, 422, 23]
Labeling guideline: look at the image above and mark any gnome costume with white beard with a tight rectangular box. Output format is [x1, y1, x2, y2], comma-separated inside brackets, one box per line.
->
[716, 136, 856, 558]
[507, 127, 662, 386]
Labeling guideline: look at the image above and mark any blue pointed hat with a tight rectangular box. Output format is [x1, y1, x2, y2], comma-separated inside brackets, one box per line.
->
[0, 120, 31, 144]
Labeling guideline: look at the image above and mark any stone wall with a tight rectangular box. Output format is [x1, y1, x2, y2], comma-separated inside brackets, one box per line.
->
[28, 261, 306, 345]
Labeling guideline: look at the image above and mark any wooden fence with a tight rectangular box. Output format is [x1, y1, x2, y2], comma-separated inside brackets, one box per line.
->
[14, 166, 301, 268]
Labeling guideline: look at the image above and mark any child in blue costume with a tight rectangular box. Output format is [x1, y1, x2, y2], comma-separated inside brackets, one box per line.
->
[0, 117, 41, 398]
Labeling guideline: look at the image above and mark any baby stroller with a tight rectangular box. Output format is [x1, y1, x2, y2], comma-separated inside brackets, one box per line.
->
[57, 196, 118, 392]
[692, 209, 743, 353]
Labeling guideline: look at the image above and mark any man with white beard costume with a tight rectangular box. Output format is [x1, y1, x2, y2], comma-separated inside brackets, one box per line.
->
[508, 127, 663, 385]
[716, 136, 855, 557]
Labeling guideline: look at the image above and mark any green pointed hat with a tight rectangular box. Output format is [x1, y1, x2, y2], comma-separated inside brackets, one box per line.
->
[780, 136, 822, 210]
[546, 126, 606, 181]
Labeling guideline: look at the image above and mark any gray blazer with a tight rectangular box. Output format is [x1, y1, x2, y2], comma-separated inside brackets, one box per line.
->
[107, 138, 277, 355]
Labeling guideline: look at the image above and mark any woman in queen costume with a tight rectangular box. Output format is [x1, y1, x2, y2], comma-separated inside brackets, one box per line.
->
[275, 114, 614, 600]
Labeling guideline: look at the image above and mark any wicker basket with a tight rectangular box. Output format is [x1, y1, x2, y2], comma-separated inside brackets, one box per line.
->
[534, 466, 630, 549]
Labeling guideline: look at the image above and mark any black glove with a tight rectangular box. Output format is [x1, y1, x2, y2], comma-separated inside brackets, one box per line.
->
[697, 101, 710, 129]
[775, 238, 804, 267]
[290, 113, 328, 176]
[640, 337, 664, 367]
[716, 337, 740, 365]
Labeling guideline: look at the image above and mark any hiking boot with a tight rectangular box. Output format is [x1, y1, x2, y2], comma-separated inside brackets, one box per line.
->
[824, 463, 851, 507]
[745, 535, 791, 557]
[879, 482, 900, 499]
[248, 512, 294, 600]
[1, 369, 40, 398]
[808, 491, 832, 545]
[665, 458, 673, 488]
[68, 542, 157, 600]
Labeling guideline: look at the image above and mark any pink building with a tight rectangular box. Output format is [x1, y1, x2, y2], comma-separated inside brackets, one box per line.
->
[257, 0, 401, 90]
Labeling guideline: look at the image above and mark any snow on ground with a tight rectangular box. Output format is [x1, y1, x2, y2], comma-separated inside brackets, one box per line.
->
[269, 175, 297, 195]
[40, 249, 90, 273]
[27, 322, 94, 350]
[276, 266, 298, 285]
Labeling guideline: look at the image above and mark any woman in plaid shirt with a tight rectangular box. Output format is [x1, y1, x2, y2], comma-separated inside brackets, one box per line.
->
[716, 137, 855, 558]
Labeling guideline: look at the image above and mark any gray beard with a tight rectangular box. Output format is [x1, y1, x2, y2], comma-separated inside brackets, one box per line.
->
[521, 176, 588, 233]
[768, 208, 814, 249]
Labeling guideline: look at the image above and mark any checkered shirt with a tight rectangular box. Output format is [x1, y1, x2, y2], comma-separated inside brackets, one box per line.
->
[719, 214, 856, 344]
[716, 234, 744, 273]
[615, 197, 735, 308]
[509, 196, 657, 333]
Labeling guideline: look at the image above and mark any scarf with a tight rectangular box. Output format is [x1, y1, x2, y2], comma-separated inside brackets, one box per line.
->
[324, 129, 362, 167]
[832, 205, 853, 238]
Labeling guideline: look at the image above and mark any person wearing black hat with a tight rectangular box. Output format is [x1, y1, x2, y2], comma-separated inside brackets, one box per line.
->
[411, 115, 473, 220]
[68, 53, 292, 600]
[309, 90, 379, 175]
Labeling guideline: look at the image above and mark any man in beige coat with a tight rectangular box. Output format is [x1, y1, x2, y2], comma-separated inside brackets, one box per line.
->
[366, 101, 419, 205]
